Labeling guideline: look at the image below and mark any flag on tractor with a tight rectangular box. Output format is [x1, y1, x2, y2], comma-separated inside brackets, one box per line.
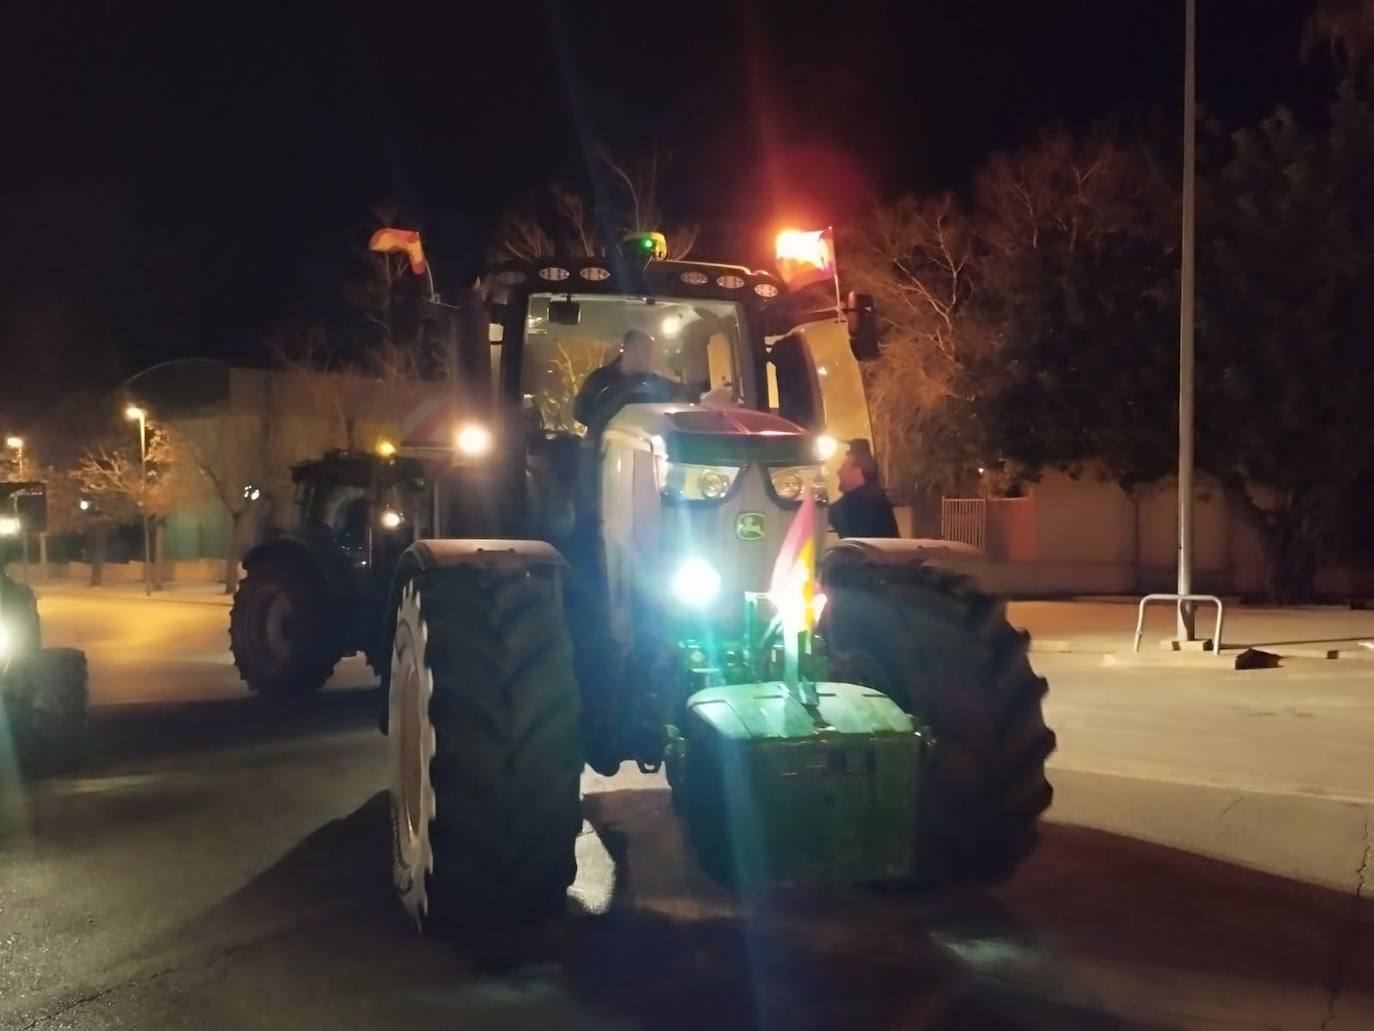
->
[774, 228, 837, 292]
[369, 228, 428, 275]
[769, 492, 820, 632]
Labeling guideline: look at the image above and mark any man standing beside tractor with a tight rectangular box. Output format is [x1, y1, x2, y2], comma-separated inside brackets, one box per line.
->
[829, 439, 900, 539]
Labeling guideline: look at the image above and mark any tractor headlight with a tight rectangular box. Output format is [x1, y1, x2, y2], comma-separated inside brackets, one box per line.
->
[670, 557, 721, 608]
[768, 465, 827, 503]
[657, 462, 742, 502]
[454, 423, 492, 457]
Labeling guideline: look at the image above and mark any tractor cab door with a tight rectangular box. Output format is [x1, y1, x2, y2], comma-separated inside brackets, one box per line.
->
[296, 462, 374, 569]
[765, 329, 824, 431]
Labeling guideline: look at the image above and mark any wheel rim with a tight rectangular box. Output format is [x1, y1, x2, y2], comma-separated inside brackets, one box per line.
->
[398, 657, 424, 841]
[260, 589, 295, 669]
[390, 584, 435, 924]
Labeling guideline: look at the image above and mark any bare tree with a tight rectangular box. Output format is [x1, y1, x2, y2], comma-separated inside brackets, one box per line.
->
[73, 427, 210, 589]
[490, 149, 699, 261]
[846, 130, 1173, 499]
[975, 130, 1174, 258]
[267, 317, 431, 455]
[177, 417, 272, 593]
[844, 193, 981, 494]
[534, 339, 618, 434]
[1304, 0, 1374, 68]
[266, 320, 369, 451]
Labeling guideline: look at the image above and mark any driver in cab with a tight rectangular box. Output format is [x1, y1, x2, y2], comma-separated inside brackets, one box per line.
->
[573, 328, 688, 439]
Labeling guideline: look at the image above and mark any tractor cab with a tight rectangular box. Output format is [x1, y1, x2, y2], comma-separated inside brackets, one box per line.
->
[290, 451, 426, 567]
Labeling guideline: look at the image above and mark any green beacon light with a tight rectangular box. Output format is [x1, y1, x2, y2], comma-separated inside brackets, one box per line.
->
[622, 231, 668, 261]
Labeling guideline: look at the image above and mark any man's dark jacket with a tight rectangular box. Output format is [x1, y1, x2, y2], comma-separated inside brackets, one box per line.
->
[829, 482, 900, 539]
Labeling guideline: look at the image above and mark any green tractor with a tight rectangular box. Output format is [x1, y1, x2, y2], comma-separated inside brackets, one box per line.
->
[230, 450, 427, 696]
[366, 232, 1055, 931]
[0, 484, 89, 777]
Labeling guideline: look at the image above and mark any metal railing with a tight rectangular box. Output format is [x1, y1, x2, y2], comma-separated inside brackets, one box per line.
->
[940, 498, 987, 552]
[1133, 593, 1225, 656]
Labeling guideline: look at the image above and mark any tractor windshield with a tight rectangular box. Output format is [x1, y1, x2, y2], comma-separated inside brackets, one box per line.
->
[521, 293, 747, 435]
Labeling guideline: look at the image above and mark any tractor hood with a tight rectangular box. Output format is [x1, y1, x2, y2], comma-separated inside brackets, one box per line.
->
[605, 404, 816, 465]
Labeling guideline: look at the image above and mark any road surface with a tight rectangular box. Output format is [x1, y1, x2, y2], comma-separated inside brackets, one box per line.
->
[0, 586, 1370, 1029]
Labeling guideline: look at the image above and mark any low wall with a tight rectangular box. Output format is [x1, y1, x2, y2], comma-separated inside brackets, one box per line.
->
[7, 559, 231, 585]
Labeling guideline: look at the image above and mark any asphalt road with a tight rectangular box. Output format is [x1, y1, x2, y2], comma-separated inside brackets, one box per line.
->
[1, 588, 1371, 1030]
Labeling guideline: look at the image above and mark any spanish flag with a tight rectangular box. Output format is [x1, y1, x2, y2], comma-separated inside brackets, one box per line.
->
[774, 227, 837, 292]
[769, 492, 819, 632]
[369, 228, 428, 276]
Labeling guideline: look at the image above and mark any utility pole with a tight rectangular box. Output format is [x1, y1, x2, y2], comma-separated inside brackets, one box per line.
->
[1177, 0, 1197, 640]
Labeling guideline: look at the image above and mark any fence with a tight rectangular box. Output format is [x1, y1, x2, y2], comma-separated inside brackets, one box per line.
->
[941, 498, 987, 552]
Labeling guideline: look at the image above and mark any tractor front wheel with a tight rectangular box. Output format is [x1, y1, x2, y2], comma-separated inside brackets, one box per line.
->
[822, 548, 1056, 889]
[389, 564, 583, 934]
[7, 648, 89, 777]
[230, 555, 338, 697]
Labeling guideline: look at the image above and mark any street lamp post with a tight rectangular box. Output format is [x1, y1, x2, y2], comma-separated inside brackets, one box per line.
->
[1177, 0, 1197, 640]
[125, 405, 152, 595]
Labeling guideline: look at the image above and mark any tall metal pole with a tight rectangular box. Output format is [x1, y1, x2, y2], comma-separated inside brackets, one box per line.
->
[1177, 0, 1197, 639]
[131, 412, 150, 596]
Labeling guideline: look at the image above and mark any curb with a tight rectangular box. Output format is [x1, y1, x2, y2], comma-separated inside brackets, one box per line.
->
[1102, 647, 1281, 671]
[1031, 637, 1374, 663]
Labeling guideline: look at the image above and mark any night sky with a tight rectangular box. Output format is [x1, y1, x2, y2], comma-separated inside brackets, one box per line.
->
[0, 1, 1329, 387]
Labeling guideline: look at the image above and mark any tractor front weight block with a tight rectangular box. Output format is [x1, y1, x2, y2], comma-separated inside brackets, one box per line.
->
[670, 680, 924, 887]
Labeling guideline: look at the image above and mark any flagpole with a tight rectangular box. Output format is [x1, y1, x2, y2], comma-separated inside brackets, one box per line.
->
[828, 225, 843, 315]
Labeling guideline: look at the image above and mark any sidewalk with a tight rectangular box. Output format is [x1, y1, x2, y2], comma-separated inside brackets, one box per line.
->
[1010, 598, 1374, 661]
[34, 580, 234, 607]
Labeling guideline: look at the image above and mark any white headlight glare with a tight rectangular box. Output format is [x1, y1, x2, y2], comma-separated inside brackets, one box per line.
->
[454, 423, 492, 457]
[769, 465, 826, 502]
[671, 557, 721, 608]
[0, 623, 12, 659]
[658, 462, 742, 501]
[816, 434, 839, 461]
[0, 517, 19, 537]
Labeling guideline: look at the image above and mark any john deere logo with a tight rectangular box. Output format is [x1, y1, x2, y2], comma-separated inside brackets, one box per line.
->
[736, 512, 766, 541]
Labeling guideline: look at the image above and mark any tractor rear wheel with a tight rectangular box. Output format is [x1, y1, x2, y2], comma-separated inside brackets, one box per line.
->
[230, 555, 338, 697]
[9, 648, 89, 776]
[389, 564, 583, 933]
[821, 548, 1056, 888]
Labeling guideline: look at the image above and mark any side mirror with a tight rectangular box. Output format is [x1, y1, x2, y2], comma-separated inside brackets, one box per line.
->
[548, 299, 582, 326]
[845, 291, 879, 361]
